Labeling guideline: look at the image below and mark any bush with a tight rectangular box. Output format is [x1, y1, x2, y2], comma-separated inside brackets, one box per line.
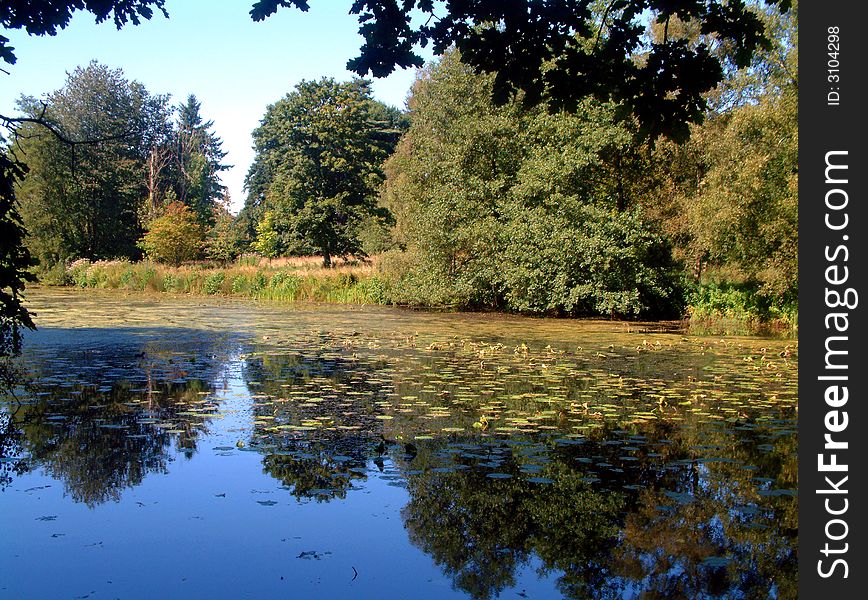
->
[68, 259, 92, 287]
[138, 202, 205, 266]
[39, 261, 71, 286]
[163, 273, 182, 292]
[230, 274, 250, 295]
[688, 280, 797, 325]
[203, 271, 225, 295]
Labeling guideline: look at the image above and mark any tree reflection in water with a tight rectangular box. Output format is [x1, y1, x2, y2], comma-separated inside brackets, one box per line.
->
[240, 347, 797, 599]
[2, 330, 233, 506]
[396, 432, 796, 599]
[1, 325, 797, 598]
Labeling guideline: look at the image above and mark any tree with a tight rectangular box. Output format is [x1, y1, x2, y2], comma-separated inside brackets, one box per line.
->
[15, 62, 172, 265]
[0, 151, 35, 370]
[1, 0, 167, 366]
[137, 201, 204, 265]
[205, 194, 243, 262]
[243, 78, 398, 266]
[251, 0, 792, 141]
[642, 3, 798, 306]
[172, 95, 229, 226]
[252, 210, 281, 259]
[383, 50, 682, 317]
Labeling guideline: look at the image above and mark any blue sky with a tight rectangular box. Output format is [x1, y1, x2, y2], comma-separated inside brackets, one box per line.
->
[0, 1, 429, 212]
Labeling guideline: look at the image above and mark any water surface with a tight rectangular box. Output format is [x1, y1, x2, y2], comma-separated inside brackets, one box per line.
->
[1, 289, 798, 599]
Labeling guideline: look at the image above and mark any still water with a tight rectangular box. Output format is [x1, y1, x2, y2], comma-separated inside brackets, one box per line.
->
[1, 289, 797, 599]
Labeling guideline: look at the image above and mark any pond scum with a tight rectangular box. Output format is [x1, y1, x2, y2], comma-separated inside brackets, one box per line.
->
[4, 290, 799, 597]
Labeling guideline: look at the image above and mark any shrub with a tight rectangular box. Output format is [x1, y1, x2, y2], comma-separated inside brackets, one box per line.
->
[230, 274, 248, 295]
[252, 211, 281, 258]
[163, 273, 182, 292]
[203, 271, 225, 295]
[39, 261, 71, 285]
[138, 202, 205, 266]
[68, 259, 91, 287]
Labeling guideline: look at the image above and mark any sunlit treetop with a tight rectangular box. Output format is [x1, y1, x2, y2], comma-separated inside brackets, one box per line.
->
[250, 0, 792, 141]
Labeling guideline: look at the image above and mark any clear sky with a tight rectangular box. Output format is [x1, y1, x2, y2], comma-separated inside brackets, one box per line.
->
[0, 1, 429, 213]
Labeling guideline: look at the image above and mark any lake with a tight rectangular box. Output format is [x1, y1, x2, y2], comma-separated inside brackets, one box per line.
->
[1, 288, 798, 599]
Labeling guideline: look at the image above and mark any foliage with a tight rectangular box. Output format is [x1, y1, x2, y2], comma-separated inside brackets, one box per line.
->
[0, 0, 167, 65]
[0, 150, 36, 363]
[243, 78, 402, 266]
[252, 210, 281, 258]
[203, 271, 225, 294]
[137, 202, 204, 265]
[383, 51, 683, 318]
[688, 280, 797, 329]
[356, 214, 397, 255]
[13, 63, 231, 273]
[205, 201, 242, 262]
[0, 0, 162, 368]
[171, 95, 229, 225]
[15, 62, 172, 265]
[251, 0, 792, 141]
[643, 3, 797, 307]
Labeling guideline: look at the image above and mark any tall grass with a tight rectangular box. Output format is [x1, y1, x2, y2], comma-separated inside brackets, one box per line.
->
[65, 258, 391, 305]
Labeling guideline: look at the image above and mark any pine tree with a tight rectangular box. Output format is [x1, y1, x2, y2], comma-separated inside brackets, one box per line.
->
[173, 95, 229, 226]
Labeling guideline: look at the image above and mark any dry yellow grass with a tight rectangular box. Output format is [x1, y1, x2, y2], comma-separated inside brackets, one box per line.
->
[236, 254, 379, 276]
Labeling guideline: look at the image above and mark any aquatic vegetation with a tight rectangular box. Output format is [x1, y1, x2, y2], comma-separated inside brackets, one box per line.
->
[1, 289, 797, 599]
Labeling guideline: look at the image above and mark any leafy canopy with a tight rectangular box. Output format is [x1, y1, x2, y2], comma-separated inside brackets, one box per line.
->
[250, 0, 791, 141]
[244, 78, 398, 265]
[383, 50, 683, 317]
[137, 201, 204, 265]
[15, 62, 172, 265]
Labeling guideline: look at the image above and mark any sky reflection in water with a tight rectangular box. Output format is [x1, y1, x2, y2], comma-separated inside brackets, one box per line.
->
[1, 289, 798, 599]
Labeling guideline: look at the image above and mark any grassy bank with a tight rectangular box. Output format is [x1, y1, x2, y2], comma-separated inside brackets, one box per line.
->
[54, 258, 796, 335]
[63, 258, 391, 305]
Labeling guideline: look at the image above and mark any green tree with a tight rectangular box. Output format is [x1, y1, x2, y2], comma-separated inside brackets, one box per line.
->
[16, 62, 172, 265]
[1, 1, 167, 365]
[205, 195, 243, 262]
[244, 78, 397, 266]
[137, 201, 204, 265]
[252, 210, 281, 259]
[173, 95, 229, 226]
[383, 51, 682, 317]
[642, 3, 798, 307]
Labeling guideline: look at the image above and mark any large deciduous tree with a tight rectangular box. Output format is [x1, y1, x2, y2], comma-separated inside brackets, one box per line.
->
[383, 50, 683, 317]
[643, 2, 798, 305]
[243, 78, 400, 266]
[1, 1, 168, 363]
[15, 62, 171, 265]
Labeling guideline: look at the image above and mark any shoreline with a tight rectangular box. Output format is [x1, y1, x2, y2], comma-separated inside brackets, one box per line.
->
[32, 261, 797, 339]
